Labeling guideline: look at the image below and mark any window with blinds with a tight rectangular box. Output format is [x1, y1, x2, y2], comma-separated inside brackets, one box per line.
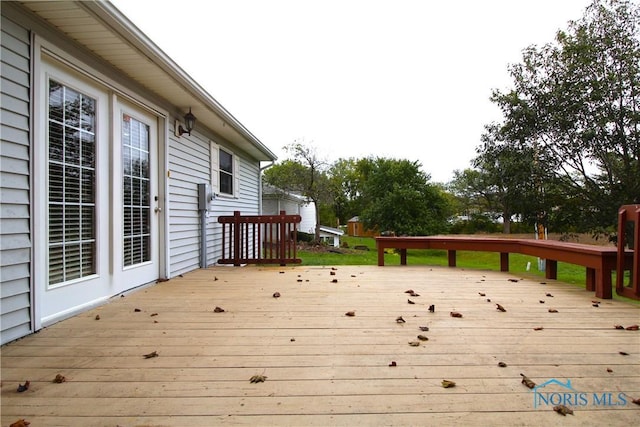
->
[219, 148, 233, 195]
[48, 80, 96, 285]
[122, 114, 151, 266]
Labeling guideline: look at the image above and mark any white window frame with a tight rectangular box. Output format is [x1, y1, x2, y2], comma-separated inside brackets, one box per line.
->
[210, 141, 239, 198]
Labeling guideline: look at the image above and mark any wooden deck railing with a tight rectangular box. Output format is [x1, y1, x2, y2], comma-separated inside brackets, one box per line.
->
[218, 210, 302, 266]
[375, 236, 636, 300]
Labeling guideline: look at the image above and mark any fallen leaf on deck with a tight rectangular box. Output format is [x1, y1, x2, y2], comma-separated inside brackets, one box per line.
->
[520, 373, 536, 389]
[548, 309, 559, 313]
[614, 324, 624, 329]
[539, 300, 545, 304]
[606, 368, 613, 373]
[478, 292, 486, 296]
[428, 305, 435, 313]
[626, 325, 639, 331]
[396, 316, 406, 323]
[592, 303, 600, 307]
[592, 300, 601, 304]
[410, 292, 420, 297]
[419, 326, 429, 331]
[16, 381, 30, 392]
[95, 314, 100, 320]
[533, 326, 544, 331]
[345, 311, 356, 317]
[297, 279, 303, 282]
[417, 335, 429, 341]
[53, 374, 66, 383]
[632, 397, 640, 405]
[487, 298, 492, 302]
[330, 271, 336, 275]
[143, 351, 159, 359]
[546, 293, 554, 297]
[351, 275, 356, 277]
[331, 279, 338, 283]
[496, 304, 506, 312]
[250, 375, 267, 383]
[134, 308, 141, 312]
[619, 351, 630, 356]
[290, 338, 295, 342]
[405, 289, 414, 294]
[9, 420, 30, 427]
[441, 380, 456, 388]
[407, 299, 415, 304]
[498, 362, 507, 367]
[389, 361, 397, 367]
[508, 279, 519, 283]
[450, 312, 463, 318]
[331, 267, 338, 270]
[213, 306, 225, 313]
[553, 404, 574, 416]
[150, 313, 158, 317]
[273, 292, 281, 298]
[279, 271, 285, 274]
[408, 341, 420, 346]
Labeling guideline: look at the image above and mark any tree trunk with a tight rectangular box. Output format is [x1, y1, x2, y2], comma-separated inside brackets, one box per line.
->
[502, 213, 511, 234]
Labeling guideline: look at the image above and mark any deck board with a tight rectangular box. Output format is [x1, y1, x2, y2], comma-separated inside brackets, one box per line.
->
[2, 265, 639, 426]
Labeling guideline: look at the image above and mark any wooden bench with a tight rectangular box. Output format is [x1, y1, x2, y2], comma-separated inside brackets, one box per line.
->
[375, 236, 634, 299]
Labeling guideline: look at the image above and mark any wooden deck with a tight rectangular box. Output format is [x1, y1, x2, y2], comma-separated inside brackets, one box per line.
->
[1, 265, 639, 426]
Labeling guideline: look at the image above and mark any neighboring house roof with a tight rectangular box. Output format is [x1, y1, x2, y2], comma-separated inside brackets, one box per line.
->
[348, 216, 360, 222]
[262, 184, 308, 203]
[319, 225, 344, 236]
[18, 0, 276, 161]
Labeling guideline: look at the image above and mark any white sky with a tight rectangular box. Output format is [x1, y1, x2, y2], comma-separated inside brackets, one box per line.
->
[111, 0, 594, 183]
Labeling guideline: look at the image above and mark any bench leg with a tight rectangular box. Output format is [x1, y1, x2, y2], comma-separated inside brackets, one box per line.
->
[500, 253, 509, 272]
[448, 250, 456, 267]
[595, 268, 613, 299]
[545, 260, 557, 280]
[400, 249, 407, 265]
[377, 247, 385, 266]
[586, 268, 595, 291]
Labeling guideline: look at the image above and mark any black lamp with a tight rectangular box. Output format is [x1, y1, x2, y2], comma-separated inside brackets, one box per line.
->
[178, 107, 196, 136]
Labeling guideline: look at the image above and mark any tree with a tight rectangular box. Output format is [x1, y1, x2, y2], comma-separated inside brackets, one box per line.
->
[262, 142, 331, 242]
[358, 157, 451, 235]
[493, 0, 640, 230]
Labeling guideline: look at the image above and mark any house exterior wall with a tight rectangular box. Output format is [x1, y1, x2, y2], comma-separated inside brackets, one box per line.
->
[0, 13, 33, 344]
[0, 4, 269, 344]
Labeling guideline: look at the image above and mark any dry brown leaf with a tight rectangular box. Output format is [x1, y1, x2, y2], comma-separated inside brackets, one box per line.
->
[614, 324, 624, 329]
[548, 309, 559, 313]
[498, 362, 507, 367]
[496, 304, 506, 312]
[405, 289, 415, 294]
[408, 341, 421, 346]
[345, 311, 356, 317]
[250, 374, 267, 383]
[407, 299, 415, 305]
[478, 292, 486, 296]
[419, 326, 429, 331]
[95, 314, 100, 320]
[539, 300, 545, 304]
[441, 379, 456, 388]
[450, 311, 463, 318]
[417, 335, 429, 341]
[16, 381, 30, 393]
[520, 373, 536, 389]
[632, 397, 640, 405]
[150, 313, 158, 317]
[53, 374, 66, 383]
[389, 361, 397, 367]
[553, 404, 574, 416]
[273, 292, 281, 298]
[213, 306, 225, 313]
[331, 279, 338, 283]
[330, 271, 336, 275]
[546, 293, 554, 297]
[606, 368, 613, 373]
[534, 326, 544, 331]
[143, 351, 159, 359]
[396, 316, 406, 323]
[134, 308, 141, 312]
[508, 279, 519, 283]
[428, 305, 435, 313]
[9, 420, 30, 427]
[619, 351, 630, 356]
[626, 324, 639, 331]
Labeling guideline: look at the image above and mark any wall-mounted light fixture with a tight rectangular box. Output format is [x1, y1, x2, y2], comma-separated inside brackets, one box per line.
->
[176, 107, 196, 137]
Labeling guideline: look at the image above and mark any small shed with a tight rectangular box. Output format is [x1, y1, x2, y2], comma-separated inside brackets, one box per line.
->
[319, 226, 345, 248]
[347, 216, 377, 237]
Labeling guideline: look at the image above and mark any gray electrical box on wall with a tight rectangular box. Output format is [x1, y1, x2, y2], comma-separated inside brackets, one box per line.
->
[197, 183, 210, 211]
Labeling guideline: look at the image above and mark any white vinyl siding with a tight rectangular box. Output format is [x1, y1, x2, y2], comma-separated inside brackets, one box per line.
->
[1, 14, 32, 344]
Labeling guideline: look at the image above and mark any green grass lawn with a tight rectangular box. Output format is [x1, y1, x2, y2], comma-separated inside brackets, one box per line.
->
[299, 236, 638, 305]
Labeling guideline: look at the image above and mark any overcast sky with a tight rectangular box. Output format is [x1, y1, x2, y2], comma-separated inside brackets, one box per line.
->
[111, 0, 594, 183]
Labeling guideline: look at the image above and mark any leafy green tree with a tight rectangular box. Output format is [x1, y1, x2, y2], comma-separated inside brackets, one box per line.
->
[359, 157, 451, 235]
[494, 0, 640, 230]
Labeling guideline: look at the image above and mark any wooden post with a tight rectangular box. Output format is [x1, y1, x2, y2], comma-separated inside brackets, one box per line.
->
[233, 211, 241, 266]
[500, 253, 509, 272]
[447, 250, 456, 267]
